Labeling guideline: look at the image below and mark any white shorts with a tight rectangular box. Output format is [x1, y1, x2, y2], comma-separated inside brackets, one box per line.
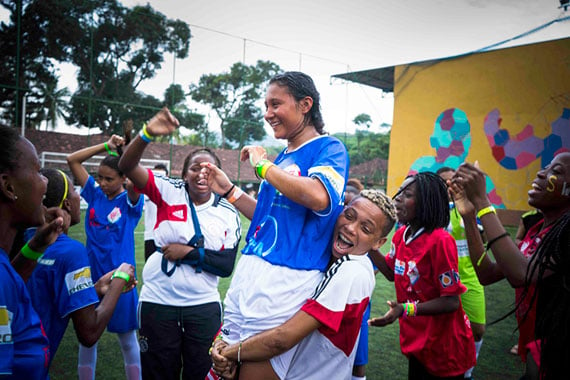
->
[222, 254, 323, 341]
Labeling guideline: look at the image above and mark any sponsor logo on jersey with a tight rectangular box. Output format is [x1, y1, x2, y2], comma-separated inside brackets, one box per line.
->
[65, 266, 94, 295]
[394, 259, 405, 276]
[107, 207, 122, 223]
[0, 307, 13, 344]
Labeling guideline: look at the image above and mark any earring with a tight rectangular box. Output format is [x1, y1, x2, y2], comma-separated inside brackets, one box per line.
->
[14, 195, 18, 200]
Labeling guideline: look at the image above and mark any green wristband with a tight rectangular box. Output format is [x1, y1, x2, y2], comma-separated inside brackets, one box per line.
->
[20, 242, 44, 260]
[111, 270, 130, 283]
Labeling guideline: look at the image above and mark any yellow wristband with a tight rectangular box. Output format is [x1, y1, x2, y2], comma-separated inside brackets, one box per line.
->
[20, 242, 44, 260]
[256, 159, 274, 179]
[142, 123, 155, 141]
[476, 205, 496, 219]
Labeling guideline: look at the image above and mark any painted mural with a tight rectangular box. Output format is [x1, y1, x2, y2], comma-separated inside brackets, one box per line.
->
[386, 37, 570, 210]
[408, 108, 505, 208]
[484, 107, 570, 170]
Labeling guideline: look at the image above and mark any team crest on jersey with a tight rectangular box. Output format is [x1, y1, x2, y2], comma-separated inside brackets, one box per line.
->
[107, 207, 122, 223]
[0, 307, 13, 345]
[406, 260, 419, 285]
[438, 271, 454, 288]
[309, 165, 345, 198]
[394, 259, 405, 276]
[65, 266, 94, 295]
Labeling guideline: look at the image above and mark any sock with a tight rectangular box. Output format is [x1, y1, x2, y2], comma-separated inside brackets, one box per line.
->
[465, 339, 483, 378]
[78, 341, 98, 380]
[118, 330, 141, 380]
[352, 376, 366, 380]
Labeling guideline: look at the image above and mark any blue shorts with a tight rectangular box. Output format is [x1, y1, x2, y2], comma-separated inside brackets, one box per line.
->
[354, 302, 372, 366]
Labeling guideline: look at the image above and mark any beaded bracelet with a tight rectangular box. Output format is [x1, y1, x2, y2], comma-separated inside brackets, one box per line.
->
[20, 242, 44, 260]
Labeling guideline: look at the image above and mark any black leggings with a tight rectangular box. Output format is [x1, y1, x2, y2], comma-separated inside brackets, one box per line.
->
[139, 301, 221, 380]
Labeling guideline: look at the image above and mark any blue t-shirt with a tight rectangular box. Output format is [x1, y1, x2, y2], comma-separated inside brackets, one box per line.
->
[81, 175, 143, 281]
[242, 135, 349, 271]
[26, 232, 99, 366]
[0, 251, 50, 379]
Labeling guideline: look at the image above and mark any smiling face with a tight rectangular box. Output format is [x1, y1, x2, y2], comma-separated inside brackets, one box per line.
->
[264, 83, 309, 142]
[184, 152, 216, 204]
[331, 197, 387, 260]
[393, 177, 417, 226]
[528, 152, 570, 215]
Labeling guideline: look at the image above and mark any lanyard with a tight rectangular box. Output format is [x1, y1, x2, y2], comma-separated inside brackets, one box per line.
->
[161, 186, 205, 277]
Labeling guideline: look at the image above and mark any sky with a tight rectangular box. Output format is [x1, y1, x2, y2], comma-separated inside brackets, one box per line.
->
[15, 0, 570, 138]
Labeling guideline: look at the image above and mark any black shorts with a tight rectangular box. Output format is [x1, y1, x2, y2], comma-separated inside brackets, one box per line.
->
[139, 301, 222, 380]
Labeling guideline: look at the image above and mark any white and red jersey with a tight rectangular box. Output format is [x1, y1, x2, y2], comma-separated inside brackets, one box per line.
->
[137, 170, 241, 306]
[284, 254, 375, 380]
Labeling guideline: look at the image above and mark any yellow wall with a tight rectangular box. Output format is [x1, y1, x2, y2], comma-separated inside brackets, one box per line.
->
[387, 38, 570, 210]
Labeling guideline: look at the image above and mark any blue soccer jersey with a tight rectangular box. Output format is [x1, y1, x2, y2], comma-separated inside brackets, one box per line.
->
[242, 135, 349, 271]
[26, 233, 99, 365]
[0, 251, 50, 379]
[81, 175, 143, 332]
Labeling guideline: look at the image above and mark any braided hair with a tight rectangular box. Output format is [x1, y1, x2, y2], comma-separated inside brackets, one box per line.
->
[403, 172, 450, 232]
[523, 212, 570, 379]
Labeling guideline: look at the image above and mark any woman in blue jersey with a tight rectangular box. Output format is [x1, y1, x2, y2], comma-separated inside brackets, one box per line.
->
[201, 71, 349, 378]
[26, 168, 136, 369]
[67, 135, 143, 380]
[0, 125, 63, 379]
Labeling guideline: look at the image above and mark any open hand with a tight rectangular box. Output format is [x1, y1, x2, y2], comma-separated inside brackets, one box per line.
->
[240, 145, 267, 167]
[368, 300, 402, 327]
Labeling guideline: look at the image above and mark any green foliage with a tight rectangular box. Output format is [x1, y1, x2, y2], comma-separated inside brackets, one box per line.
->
[0, 0, 192, 134]
[188, 60, 281, 148]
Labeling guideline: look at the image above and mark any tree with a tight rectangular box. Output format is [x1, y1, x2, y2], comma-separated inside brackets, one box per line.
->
[353, 113, 372, 150]
[188, 60, 281, 148]
[0, 0, 191, 134]
[38, 77, 70, 130]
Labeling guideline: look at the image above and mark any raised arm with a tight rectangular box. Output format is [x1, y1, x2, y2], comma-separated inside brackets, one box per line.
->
[118, 108, 179, 190]
[454, 163, 529, 286]
[67, 135, 124, 187]
[448, 180, 505, 285]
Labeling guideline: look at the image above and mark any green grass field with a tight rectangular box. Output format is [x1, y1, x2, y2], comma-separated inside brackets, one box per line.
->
[48, 212, 525, 379]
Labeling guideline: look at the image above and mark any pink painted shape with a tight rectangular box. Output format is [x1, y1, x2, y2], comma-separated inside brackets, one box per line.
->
[516, 152, 537, 168]
[487, 189, 503, 206]
[515, 124, 534, 141]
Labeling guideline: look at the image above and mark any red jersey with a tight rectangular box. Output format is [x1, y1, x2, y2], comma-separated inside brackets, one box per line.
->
[516, 219, 551, 362]
[385, 226, 476, 377]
